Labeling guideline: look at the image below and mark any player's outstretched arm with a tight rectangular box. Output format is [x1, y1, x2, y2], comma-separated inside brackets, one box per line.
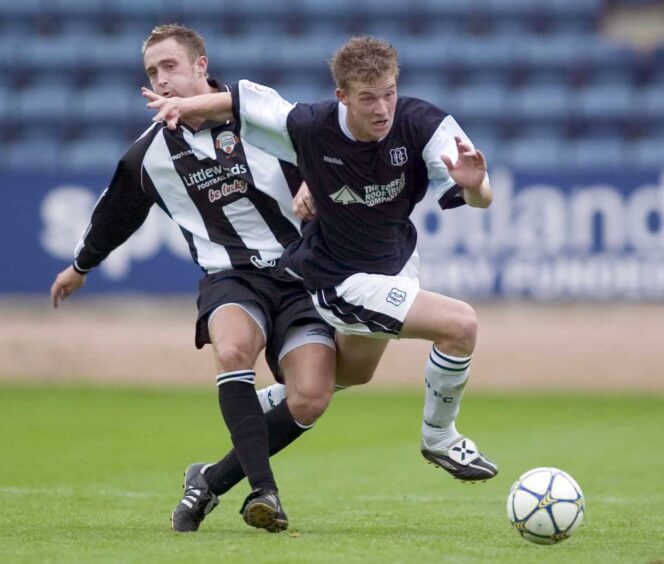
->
[142, 87, 233, 130]
[50, 265, 86, 309]
[442, 136, 493, 208]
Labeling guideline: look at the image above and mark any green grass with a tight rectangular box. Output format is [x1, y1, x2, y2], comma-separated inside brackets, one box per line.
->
[1, 385, 663, 563]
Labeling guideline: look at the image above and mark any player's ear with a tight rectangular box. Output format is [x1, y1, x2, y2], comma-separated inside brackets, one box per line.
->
[195, 55, 208, 77]
[336, 88, 348, 105]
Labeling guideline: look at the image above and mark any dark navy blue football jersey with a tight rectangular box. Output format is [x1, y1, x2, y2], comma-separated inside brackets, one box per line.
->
[231, 80, 470, 289]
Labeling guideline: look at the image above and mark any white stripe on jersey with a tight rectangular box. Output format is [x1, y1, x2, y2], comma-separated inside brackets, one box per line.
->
[143, 128, 232, 271]
[223, 198, 283, 263]
[423, 115, 472, 199]
[182, 126, 217, 160]
[237, 80, 298, 165]
[242, 140, 300, 232]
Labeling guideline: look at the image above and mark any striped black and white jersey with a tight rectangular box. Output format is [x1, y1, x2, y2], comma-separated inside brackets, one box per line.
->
[230, 80, 472, 289]
[74, 82, 303, 275]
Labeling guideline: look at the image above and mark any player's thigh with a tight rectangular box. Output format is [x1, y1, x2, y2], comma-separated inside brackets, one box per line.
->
[280, 342, 336, 402]
[335, 333, 390, 387]
[399, 290, 477, 343]
[208, 304, 266, 371]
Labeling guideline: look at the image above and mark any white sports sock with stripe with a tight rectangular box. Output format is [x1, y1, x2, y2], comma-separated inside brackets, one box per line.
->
[256, 383, 348, 413]
[420, 346, 471, 450]
[256, 383, 287, 413]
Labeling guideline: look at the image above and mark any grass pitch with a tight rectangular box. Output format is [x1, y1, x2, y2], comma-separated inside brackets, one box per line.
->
[1, 385, 663, 563]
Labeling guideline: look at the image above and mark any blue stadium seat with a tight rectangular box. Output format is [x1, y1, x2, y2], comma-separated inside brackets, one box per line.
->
[571, 83, 635, 121]
[638, 84, 664, 122]
[502, 137, 565, 170]
[77, 84, 135, 124]
[399, 80, 448, 108]
[62, 137, 126, 172]
[10, 84, 72, 124]
[0, 0, 42, 16]
[87, 33, 143, 70]
[4, 139, 61, 172]
[16, 34, 88, 72]
[563, 138, 627, 169]
[453, 84, 510, 123]
[0, 86, 8, 123]
[53, 0, 107, 16]
[628, 137, 664, 169]
[511, 84, 571, 123]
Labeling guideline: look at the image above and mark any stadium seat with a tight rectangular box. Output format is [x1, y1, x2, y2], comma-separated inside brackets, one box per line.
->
[628, 137, 664, 168]
[503, 137, 565, 170]
[511, 84, 571, 123]
[453, 84, 510, 123]
[563, 138, 627, 169]
[77, 84, 134, 124]
[62, 137, 126, 172]
[571, 83, 635, 121]
[4, 139, 61, 172]
[10, 84, 72, 124]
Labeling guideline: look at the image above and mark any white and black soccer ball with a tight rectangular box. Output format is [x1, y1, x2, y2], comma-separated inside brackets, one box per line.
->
[507, 467, 585, 545]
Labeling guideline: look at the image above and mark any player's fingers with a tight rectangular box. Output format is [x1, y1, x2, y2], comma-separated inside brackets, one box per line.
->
[441, 154, 454, 169]
[141, 87, 159, 101]
[475, 149, 487, 168]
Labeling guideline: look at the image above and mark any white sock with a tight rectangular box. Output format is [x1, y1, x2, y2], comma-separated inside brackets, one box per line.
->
[421, 346, 471, 450]
[256, 382, 348, 413]
[256, 383, 287, 413]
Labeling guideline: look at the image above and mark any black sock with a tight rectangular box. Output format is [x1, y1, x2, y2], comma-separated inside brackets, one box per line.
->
[205, 400, 307, 496]
[217, 379, 275, 492]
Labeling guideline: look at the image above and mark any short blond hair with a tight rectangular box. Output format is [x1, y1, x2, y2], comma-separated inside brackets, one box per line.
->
[142, 23, 207, 63]
[329, 36, 400, 91]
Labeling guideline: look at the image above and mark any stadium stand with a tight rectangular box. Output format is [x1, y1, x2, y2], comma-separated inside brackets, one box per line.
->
[1, 0, 662, 172]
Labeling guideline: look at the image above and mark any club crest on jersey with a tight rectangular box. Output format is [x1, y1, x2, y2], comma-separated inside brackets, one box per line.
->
[386, 288, 407, 306]
[389, 147, 408, 166]
[215, 131, 238, 154]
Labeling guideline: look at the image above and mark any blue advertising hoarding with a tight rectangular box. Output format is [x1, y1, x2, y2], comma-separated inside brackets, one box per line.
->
[2, 168, 663, 299]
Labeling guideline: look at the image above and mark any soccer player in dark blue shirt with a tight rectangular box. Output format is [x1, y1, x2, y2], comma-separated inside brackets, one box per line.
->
[144, 36, 498, 481]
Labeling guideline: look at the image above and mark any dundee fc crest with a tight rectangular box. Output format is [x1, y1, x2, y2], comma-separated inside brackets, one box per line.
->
[389, 147, 408, 166]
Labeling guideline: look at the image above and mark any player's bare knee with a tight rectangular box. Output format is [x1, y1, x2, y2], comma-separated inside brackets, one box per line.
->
[214, 344, 256, 372]
[287, 386, 332, 425]
[440, 303, 478, 356]
[456, 305, 478, 355]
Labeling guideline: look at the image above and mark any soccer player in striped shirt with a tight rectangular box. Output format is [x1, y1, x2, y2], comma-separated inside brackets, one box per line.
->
[51, 24, 337, 534]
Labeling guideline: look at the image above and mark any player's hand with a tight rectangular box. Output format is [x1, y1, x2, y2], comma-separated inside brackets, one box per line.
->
[142, 87, 184, 130]
[441, 136, 487, 193]
[292, 182, 316, 220]
[50, 266, 86, 309]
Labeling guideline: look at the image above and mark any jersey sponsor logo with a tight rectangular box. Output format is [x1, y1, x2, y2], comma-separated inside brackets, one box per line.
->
[389, 147, 408, 166]
[363, 173, 406, 207]
[329, 174, 407, 207]
[386, 287, 407, 306]
[182, 163, 248, 190]
[323, 155, 344, 165]
[329, 185, 365, 205]
[170, 149, 194, 161]
[250, 255, 277, 269]
[208, 179, 249, 202]
[215, 131, 238, 155]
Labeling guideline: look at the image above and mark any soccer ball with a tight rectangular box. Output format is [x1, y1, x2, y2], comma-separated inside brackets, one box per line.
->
[507, 467, 585, 545]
